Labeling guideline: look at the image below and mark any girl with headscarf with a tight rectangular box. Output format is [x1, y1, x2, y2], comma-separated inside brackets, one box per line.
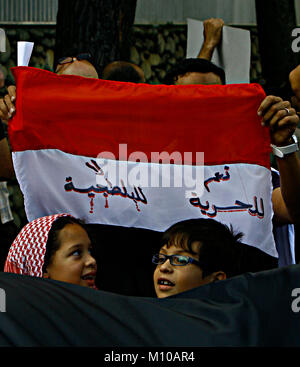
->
[4, 213, 97, 289]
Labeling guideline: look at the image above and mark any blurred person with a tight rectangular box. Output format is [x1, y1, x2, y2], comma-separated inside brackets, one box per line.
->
[0, 65, 5, 91]
[289, 64, 300, 112]
[55, 52, 99, 78]
[0, 50, 99, 125]
[0, 94, 18, 271]
[164, 57, 225, 85]
[0, 116, 13, 179]
[102, 61, 145, 83]
[288, 64, 300, 147]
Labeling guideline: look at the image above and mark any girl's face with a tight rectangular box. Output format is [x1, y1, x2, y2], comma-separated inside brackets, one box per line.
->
[43, 223, 97, 288]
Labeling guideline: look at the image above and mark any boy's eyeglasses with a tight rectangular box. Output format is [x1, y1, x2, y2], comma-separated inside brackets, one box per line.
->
[57, 53, 92, 66]
[152, 253, 201, 267]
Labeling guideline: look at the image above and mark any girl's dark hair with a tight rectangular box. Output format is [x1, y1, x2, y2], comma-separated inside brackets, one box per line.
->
[42, 216, 87, 272]
[160, 218, 243, 278]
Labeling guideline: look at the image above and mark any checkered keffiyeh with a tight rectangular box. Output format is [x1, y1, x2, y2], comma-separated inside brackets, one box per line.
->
[4, 214, 72, 277]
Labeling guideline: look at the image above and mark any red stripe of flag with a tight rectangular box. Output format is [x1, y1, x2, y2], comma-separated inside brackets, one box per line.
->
[10, 67, 269, 167]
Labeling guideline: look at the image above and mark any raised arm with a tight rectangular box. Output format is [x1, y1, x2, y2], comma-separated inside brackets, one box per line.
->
[197, 18, 224, 61]
[257, 95, 300, 224]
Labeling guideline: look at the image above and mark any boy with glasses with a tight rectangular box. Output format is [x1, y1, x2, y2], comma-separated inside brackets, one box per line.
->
[152, 218, 246, 298]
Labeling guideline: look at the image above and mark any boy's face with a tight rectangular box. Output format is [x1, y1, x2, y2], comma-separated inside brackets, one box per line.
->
[153, 241, 212, 298]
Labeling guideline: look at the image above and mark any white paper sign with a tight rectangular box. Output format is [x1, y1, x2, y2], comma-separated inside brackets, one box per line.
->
[187, 18, 251, 84]
[0, 29, 6, 52]
[17, 41, 34, 66]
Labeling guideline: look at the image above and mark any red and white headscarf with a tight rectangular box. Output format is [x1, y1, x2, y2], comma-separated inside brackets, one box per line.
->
[4, 214, 72, 277]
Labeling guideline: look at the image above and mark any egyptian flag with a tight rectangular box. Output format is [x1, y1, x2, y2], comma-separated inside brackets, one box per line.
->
[9, 67, 277, 293]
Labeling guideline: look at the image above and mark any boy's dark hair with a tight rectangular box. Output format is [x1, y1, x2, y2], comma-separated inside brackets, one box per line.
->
[160, 218, 243, 278]
[102, 61, 144, 83]
[42, 216, 87, 272]
[163, 58, 226, 85]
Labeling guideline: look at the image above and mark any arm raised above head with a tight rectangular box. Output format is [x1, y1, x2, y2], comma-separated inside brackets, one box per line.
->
[197, 18, 224, 61]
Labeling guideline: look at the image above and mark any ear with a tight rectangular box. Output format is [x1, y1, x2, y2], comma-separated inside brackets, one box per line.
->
[213, 271, 227, 281]
[202, 271, 226, 285]
[206, 271, 226, 282]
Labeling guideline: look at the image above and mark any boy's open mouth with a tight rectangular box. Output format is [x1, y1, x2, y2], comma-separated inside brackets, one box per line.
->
[157, 278, 175, 288]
